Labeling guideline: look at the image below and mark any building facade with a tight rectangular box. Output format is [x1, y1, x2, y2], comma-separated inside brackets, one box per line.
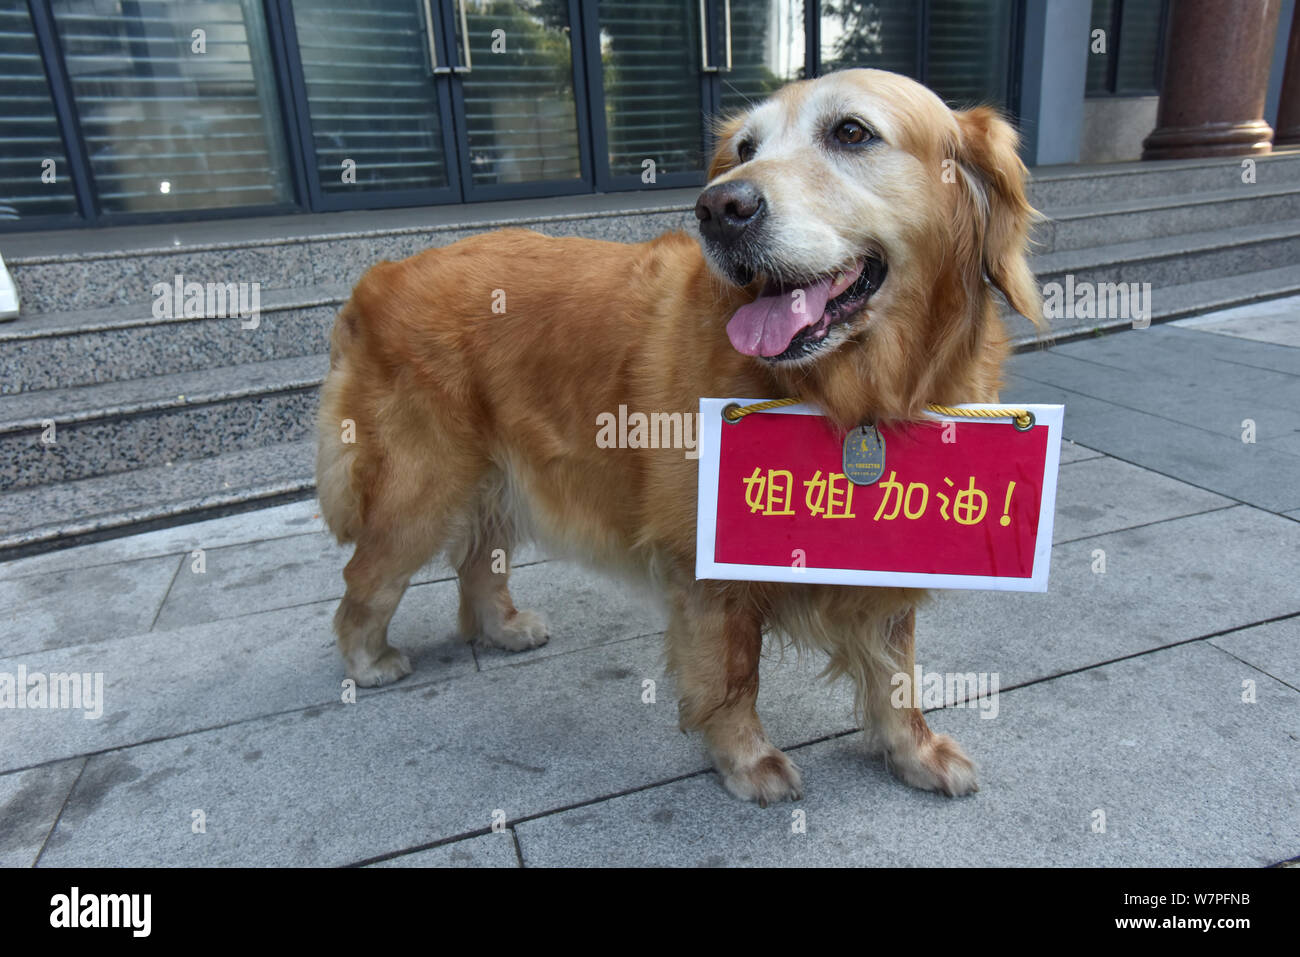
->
[0, 0, 1220, 233]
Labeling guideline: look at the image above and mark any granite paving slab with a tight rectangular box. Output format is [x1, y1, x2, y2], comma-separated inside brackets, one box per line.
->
[367, 832, 520, 868]
[1052, 455, 1231, 543]
[1172, 295, 1300, 347]
[1058, 404, 1300, 512]
[513, 642, 1300, 867]
[0, 554, 181, 655]
[0, 585, 477, 774]
[914, 506, 1300, 693]
[1006, 349, 1300, 441]
[0, 758, 84, 868]
[33, 634, 858, 866]
[1208, 616, 1300, 692]
[0, 499, 325, 582]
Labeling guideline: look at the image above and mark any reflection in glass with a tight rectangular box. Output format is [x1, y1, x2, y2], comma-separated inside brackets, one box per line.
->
[820, 0, 1013, 108]
[52, 0, 292, 213]
[1115, 0, 1163, 94]
[457, 0, 582, 187]
[719, 0, 806, 116]
[598, 0, 703, 177]
[927, 0, 1013, 106]
[0, 0, 79, 221]
[819, 0, 917, 77]
[292, 0, 449, 194]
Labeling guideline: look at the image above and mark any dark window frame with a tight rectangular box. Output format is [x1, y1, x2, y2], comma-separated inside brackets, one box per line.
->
[1086, 0, 1170, 98]
[6, 0, 1031, 232]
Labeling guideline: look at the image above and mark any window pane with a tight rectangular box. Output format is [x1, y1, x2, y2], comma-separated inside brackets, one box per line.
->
[50, 0, 292, 214]
[598, 0, 703, 178]
[0, 1, 79, 222]
[458, 0, 581, 187]
[1086, 0, 1114, 94]
[1115, 0, 1163, 94]
[720, 0, 806, 116]
[819, 0, 917, 77]
[291, 0, 449, 194]
[927, 0, 1014, 107]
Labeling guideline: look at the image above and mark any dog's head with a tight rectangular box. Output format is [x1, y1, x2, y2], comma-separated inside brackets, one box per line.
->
[696, 69, 1042, 422]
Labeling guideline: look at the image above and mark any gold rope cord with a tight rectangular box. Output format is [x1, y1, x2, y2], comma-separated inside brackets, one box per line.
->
[721, 397, 1035, 431]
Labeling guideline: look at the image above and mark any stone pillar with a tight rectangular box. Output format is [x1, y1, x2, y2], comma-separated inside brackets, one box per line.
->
[1276, 7, 1300, 145]
[1017, 0, 1091, 166]
[1143, 0, 1282, 159]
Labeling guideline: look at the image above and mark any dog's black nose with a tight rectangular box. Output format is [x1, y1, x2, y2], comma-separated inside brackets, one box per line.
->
[695, 181, 765, 245]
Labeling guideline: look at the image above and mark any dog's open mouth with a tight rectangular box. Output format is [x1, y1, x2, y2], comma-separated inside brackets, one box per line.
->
[726, 256, 887, 362]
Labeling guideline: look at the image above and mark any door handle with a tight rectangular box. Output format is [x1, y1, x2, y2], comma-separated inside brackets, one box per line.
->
[422, 0, 451, 74]
[699, 0, 732, 73]
[722, 0, 732, 72]
[454, 0, 472, 73]
[699, 0, 716, 72]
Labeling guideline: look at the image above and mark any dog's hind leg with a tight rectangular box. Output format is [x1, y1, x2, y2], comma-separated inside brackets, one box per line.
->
[668, 588, 803, 806]
[337, 538, 418, 688]
[858, 607, 979, 797]
[335, 467, 469, 687]
[453, 482, 549, 652]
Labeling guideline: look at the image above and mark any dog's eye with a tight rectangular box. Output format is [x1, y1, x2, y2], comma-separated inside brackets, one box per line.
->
[736, 139, 756, 163]
[832, 119, 874, 146]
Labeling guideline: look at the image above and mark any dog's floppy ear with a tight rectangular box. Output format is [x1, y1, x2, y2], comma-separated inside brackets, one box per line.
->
[953, 107, 1043, 325]
[707, 114, 747, 182]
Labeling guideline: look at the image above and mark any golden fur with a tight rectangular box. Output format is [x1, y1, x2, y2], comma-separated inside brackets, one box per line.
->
[316, 69, 1043, 803]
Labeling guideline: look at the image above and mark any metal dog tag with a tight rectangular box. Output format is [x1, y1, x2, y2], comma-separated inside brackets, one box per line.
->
[843, 425, 886, 486]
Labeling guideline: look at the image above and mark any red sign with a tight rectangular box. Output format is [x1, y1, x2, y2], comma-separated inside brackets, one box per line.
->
[696, 400, 1063, 591]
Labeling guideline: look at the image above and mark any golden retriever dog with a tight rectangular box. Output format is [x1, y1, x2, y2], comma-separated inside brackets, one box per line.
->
[316, 68, 1042, 804]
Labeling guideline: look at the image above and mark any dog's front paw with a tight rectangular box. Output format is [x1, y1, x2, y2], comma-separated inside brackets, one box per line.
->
[346, 647, 413, 688]
[719, 747, 804, 807]
[480, 609, 550, 652]
[888, 733, 979, 797]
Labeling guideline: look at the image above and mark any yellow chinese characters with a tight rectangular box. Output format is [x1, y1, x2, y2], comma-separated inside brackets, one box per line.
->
[743, 468, 1015, 526]
[804, 470, 856, 519]
[873, 470, 998, 525]
[742, 467, 797, 516]
[742, 467, 854, 518]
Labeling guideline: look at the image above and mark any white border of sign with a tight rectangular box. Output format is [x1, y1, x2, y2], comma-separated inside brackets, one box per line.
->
[695, 399, 1065, 593]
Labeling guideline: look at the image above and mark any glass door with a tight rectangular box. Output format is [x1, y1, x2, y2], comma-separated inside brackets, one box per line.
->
[284, 0, 588, 209]
[584, 0, 806, 192]
[717, 0, 807, 117]
[284, 0, 460, 209]
[447, 0, 588, 200]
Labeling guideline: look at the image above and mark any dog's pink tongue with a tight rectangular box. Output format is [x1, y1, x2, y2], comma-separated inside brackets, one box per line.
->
[726, 278, 833, 357]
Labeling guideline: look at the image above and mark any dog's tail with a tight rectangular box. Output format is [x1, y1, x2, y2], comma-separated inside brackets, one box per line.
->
[316, 298, 367, 544]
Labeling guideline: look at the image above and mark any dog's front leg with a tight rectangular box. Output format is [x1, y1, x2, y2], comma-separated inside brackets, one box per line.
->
[668, 589, 802, 806]
[865, 607, 979, 796]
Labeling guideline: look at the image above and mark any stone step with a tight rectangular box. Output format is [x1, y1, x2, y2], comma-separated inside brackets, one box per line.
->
[3, 197, 697, 314]
[5, 262, 1300, 559]
[1025, 149, 1300, 208]
[0, 439, 314, 559]
[9, 206, 1300, 393]
[1002, 262, 1300, 344]
[1040, 184, 1300, 253]
[0, 354, 326, 490]
[1, 284, 344, 394]
[1032, 216, 1300, 292]
[6, 152, 1299, 316]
